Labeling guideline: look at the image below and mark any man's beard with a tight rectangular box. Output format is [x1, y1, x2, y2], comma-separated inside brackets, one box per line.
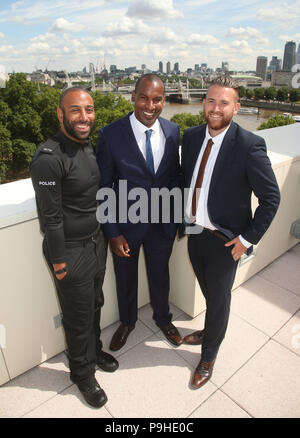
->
[204, 110, 232, 132]
[62, 111, 94, 141]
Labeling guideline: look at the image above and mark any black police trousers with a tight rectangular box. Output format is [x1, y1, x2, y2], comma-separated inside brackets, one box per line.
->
[43, 229, 107, 383]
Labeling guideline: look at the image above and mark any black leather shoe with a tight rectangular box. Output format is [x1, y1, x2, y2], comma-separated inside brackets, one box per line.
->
[97, 350, 119, 372]
[77, 376, 107, 408]
[109, 323, 135, 351]
[158, 322, 183, 346]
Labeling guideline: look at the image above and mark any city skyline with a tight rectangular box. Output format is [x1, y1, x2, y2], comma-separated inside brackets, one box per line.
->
[0, 0, 300, 74]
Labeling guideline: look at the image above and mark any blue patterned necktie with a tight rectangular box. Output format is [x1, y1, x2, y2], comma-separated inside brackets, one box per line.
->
[145, 129, 155, 175]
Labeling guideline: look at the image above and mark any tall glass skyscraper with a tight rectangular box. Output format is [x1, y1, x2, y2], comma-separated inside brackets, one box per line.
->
[296, 44, 300, 65]
[283, 41, 296, 71]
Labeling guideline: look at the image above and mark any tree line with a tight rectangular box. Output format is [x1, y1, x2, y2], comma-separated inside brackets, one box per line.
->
[0, 74, 297, 184]
[238, 85, 300, 103]
[0, 73, 133, 184]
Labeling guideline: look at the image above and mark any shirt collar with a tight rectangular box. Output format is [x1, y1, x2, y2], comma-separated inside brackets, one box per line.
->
[205, 123, 231, 148]
[55, 130, 91, 150]
[131, 112, 160, 135]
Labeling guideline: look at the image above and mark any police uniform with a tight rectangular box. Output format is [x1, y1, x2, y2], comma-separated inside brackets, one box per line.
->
[30, 130, 107, 384]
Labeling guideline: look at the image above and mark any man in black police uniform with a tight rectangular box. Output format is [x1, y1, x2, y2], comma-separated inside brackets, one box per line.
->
[30, 87, 118, 409]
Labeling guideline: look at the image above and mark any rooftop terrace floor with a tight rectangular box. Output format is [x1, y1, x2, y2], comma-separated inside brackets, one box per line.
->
[1, 244, 300, 419]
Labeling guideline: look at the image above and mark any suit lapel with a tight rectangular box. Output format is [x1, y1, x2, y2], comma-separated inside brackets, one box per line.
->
[186, 125, 206, 186]
[155, 117, 173, 177]
[208, 122, 238, 199]
[120, 113, 152, 174]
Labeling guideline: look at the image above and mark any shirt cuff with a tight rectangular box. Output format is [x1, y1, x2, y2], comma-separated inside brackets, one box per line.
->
[238, 235, 252, 248]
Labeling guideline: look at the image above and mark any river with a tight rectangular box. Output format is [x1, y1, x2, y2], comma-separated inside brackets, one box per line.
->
[123, 94, 287, 131]
[162, 101, 283, 132]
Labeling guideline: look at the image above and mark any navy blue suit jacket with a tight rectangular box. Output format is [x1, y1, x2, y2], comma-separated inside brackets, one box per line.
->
[96, 113, 181, 244]
[180, 122, 280, 248]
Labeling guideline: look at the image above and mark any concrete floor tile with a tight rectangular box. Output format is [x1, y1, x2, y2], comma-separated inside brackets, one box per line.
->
[258, 252, 300, 296]
[273, 310, 300, 356]
[231, 276, 300, 336]
[138, 303, 185, 333]
[23, 384, 113, 418]
[96, 335, 216, 418]
[174, 313, 268, 387]
[222, 340, 300, 418]
[99, 320, 153, 358]
[0, 353, 70, 417]
[189, 390, 251, 418]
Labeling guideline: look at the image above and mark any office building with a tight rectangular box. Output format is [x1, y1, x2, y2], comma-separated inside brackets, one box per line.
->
[222, 61, 229, 72]
[256, 56, 268, 80]
[296, 44, 300, 65]
[174, 62, 179, 73]
[166, 61, 171, 74]
[283, 41, 296, 71]
[159, 61, 163, 73]
[269, 56, 281, 72]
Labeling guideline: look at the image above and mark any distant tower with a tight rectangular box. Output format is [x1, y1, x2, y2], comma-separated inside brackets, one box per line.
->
[166, 61, 171, 74]
[283, 41, 296, 71]
[296, 44, 300, 65]
[159, 61, 163, 73]
[269, 56, 281, 72]
[174, 62, 179, 74]
[222, 61, 229, 72]
[256, 56, 268, 80]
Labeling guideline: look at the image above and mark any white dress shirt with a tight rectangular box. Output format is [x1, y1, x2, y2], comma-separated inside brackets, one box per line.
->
[185, 124, 251, 248]
[130, 112, 165, 173]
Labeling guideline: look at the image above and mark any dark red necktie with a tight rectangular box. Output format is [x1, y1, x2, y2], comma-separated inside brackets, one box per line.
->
[191, 138, 213, 218]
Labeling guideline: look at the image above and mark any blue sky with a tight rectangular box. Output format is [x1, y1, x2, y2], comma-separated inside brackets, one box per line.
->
[0, 0, 300, 73]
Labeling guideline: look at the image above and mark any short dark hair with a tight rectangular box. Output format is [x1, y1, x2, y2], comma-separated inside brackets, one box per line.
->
[134, 74, 165, 93]
[59, 86, 90, 108]
[209, 75, 240, 100]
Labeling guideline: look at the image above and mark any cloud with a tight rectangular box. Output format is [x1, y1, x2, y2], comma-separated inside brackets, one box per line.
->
[227, 26, 269, 45]
[188, 34, 219, 46]
[51, 18, 84, 33]
[279, 34, 300, 42]
[27, 42, 51, 54]
[149, 28, 180, 44]
[103, 17, 149, 36]
[30, 32, 57, 43]
[257, 2, 300, 26]
[230, 39, 254, 55]
[126, 0, 183, 21]
[0, 45, 14, 53]
[0, 32, 4, 38]
[8, 15, 32, 25]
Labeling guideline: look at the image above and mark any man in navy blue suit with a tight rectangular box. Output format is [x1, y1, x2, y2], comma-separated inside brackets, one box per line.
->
[180, 75, 280, 388]
[97, 74, 183, 351]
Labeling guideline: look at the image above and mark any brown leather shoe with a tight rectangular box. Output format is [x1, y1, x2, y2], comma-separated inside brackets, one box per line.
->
[184, 330, 204, 345]
[192, 359, 215, 389]
[109, 323, 134, 351]
[159, 323, 183, 346]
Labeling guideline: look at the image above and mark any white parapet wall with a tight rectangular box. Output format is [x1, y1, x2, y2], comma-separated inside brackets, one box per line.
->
[0, 123, 300, 385]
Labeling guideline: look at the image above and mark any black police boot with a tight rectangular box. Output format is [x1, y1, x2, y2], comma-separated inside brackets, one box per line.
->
[76, 375, 107, 408]
[97, 350, 119, 372]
